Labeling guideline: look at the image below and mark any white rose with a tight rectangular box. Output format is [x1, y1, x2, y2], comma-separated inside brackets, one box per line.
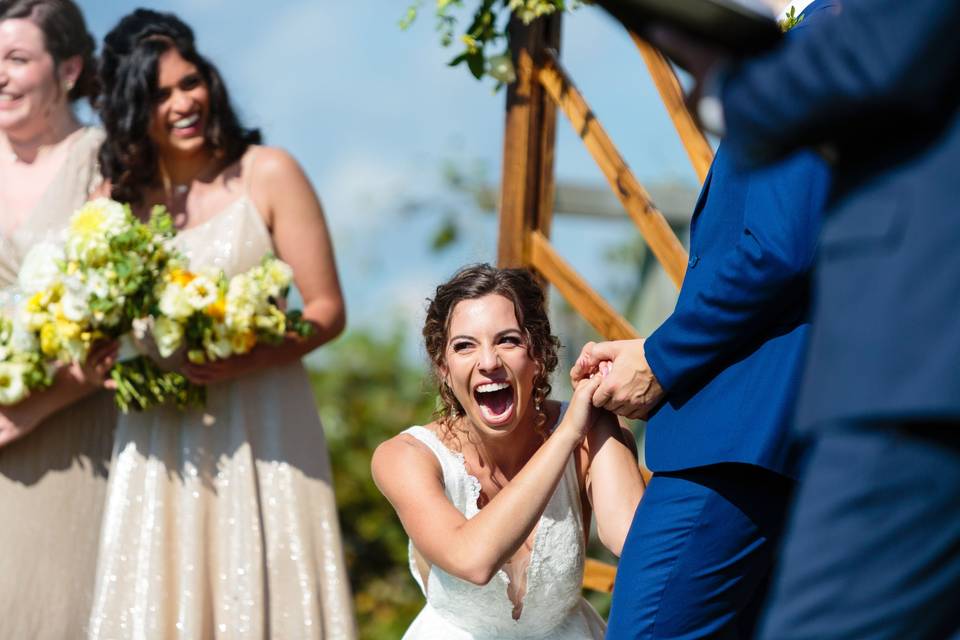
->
[205, 324, 234, 360]
[19, 242, 64, 295]
[85, 271, 110, 299]
[185, 275, 218, 311]
[59, 276, 91, 323]
[0, 361, 29, 405]
[9, 314, 37, 354]
[153, 316, 185, 359]
[158, 284, 193, 320]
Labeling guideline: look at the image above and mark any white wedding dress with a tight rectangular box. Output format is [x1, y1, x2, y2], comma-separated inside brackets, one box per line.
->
[400, 424, 606, 640]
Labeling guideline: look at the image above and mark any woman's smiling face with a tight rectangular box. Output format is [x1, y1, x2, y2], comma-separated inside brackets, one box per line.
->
[148, 46, 209, 158]
[442, 294, 538, 437]
[0, 18, 68, 136]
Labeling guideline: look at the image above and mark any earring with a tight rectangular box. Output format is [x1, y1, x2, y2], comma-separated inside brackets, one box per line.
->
[63, 80, 74, 92]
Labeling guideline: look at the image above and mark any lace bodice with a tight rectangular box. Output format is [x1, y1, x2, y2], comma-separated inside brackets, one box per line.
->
[400, 425, 605, 640]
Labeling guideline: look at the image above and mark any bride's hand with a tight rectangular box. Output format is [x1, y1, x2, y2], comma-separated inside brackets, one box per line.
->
[555, 373, 604, 445]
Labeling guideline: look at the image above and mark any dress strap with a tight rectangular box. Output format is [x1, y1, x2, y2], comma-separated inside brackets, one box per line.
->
[401, 426, 459, 467]
[241, 146, 261, 198]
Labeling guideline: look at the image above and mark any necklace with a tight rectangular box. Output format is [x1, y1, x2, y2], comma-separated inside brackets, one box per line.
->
[159, 154, 221, 220]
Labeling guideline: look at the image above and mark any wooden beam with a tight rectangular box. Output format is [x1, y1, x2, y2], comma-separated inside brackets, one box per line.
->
[529, 231, 639, 341]
[497, 15, 561, 269]
[630, 32, 714, 184]
[538, 51, 688, 289]
[583, 558, 617, 593]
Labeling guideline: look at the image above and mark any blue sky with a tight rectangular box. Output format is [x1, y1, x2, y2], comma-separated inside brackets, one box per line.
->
[80, 1, 699, 359]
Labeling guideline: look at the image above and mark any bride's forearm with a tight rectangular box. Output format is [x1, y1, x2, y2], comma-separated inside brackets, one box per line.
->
[442, 429, 582, 585]
[588, 416, 645, 557]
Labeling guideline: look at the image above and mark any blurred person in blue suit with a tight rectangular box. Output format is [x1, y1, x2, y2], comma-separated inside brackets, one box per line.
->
[638, 0, 960, 636]
[571, 2, 836, 637]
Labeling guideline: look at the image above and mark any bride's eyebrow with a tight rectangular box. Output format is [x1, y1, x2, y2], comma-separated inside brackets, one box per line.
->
[448, 334, 475, 343]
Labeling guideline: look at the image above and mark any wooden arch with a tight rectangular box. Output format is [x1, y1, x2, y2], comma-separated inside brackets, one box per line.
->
[495, 13, 714, 592]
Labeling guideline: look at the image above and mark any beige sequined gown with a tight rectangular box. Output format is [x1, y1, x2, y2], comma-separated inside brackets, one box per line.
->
[89, 180, 356, 639]
[0, 126, 117, 639]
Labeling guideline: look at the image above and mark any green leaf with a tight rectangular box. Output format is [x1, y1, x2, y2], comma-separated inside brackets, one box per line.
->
[466, 50, 485, 79]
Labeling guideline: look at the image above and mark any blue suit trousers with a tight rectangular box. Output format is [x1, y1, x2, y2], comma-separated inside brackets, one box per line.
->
[606, 464, 793, 639]
[759, 422, 960, 639]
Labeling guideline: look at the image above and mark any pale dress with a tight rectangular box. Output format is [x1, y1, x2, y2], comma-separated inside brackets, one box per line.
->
[400, 423, 606, 640]
[0, 126, 118, 639]
[88, 156, 356, 639]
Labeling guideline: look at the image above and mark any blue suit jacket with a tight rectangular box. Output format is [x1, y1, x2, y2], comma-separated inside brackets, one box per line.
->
[721, 0, 960, 431]
[643, 1, 834, 476]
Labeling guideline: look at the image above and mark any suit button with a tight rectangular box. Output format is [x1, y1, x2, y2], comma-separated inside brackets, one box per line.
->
[688, 254, 700, 268]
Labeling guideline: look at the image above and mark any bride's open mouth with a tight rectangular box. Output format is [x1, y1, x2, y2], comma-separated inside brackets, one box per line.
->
[474, 381, 515, 425]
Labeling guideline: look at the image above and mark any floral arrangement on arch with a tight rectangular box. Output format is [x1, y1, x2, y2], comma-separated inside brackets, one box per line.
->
[400, 0, 583, 88]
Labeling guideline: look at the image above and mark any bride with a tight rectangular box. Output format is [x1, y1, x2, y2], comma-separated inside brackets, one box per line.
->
[372, 264, 646, 639]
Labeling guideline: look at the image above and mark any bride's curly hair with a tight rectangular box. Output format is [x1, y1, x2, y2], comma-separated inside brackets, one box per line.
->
[423, 264, 560, 442]
[97, 8, 260, 204]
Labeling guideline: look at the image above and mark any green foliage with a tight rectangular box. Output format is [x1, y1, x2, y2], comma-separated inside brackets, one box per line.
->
[401, 0, 581, 87]
[111, 356, 205, 413]
[309, 329, 438, 638]
[779, 5, 804, 31]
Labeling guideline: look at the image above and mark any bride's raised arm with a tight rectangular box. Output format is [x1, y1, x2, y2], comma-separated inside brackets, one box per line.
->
[579, 410, 646, 557]
[372, 375, 602, 585]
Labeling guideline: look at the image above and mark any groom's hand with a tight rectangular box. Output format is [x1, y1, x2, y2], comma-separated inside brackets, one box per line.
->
[571, 339, 665, 420]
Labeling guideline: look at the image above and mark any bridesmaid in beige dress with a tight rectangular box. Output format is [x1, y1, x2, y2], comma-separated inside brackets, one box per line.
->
[89, 9, 356, 639]
[0, 1, 119, 638]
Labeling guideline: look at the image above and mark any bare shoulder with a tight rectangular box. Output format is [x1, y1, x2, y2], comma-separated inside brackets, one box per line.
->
[248, 145, 303, 183]
[371, 424, 444, 493]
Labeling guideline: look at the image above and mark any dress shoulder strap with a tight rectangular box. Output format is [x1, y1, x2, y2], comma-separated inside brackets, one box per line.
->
[401, 426, 459, 467]
[240, 146, 262, 198]
[400, 426, 481, 516]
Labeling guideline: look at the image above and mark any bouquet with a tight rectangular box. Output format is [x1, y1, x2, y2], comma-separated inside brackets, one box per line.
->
[0, 311, 53, 405]
[20, 198, 179, 361]
[112, 254, 313, 410]
[153, 255, 313, 366]
[15, 198, 194, 411]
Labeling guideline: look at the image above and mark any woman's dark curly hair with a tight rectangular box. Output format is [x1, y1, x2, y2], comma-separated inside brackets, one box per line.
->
[97, 8, 261, 204]
[423, 263, 560, 439]
[0, 0, 97, 104]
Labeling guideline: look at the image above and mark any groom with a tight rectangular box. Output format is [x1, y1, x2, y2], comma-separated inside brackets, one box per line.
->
[571, 2, 837, 637]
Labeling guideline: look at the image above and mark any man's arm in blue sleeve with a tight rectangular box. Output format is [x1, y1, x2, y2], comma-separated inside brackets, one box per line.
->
[720, 0, 960, 164]
[644, 150, 829, 394]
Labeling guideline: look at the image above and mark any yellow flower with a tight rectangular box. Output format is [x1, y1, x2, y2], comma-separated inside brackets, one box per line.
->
[39, 323, 60, 357]
[206, 296, 226, 321]
[26, 291, 45, 313]
[69, 198, 127, 240]
[55, 317, 82, 340]
[168, 268, 196, 288]
[461, 34, 479, 54]
[229, 330, 257, 354]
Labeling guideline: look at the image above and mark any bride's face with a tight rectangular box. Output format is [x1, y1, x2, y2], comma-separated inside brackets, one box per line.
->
[441, 294, 539, 438]
[148, 47, 209, 159]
